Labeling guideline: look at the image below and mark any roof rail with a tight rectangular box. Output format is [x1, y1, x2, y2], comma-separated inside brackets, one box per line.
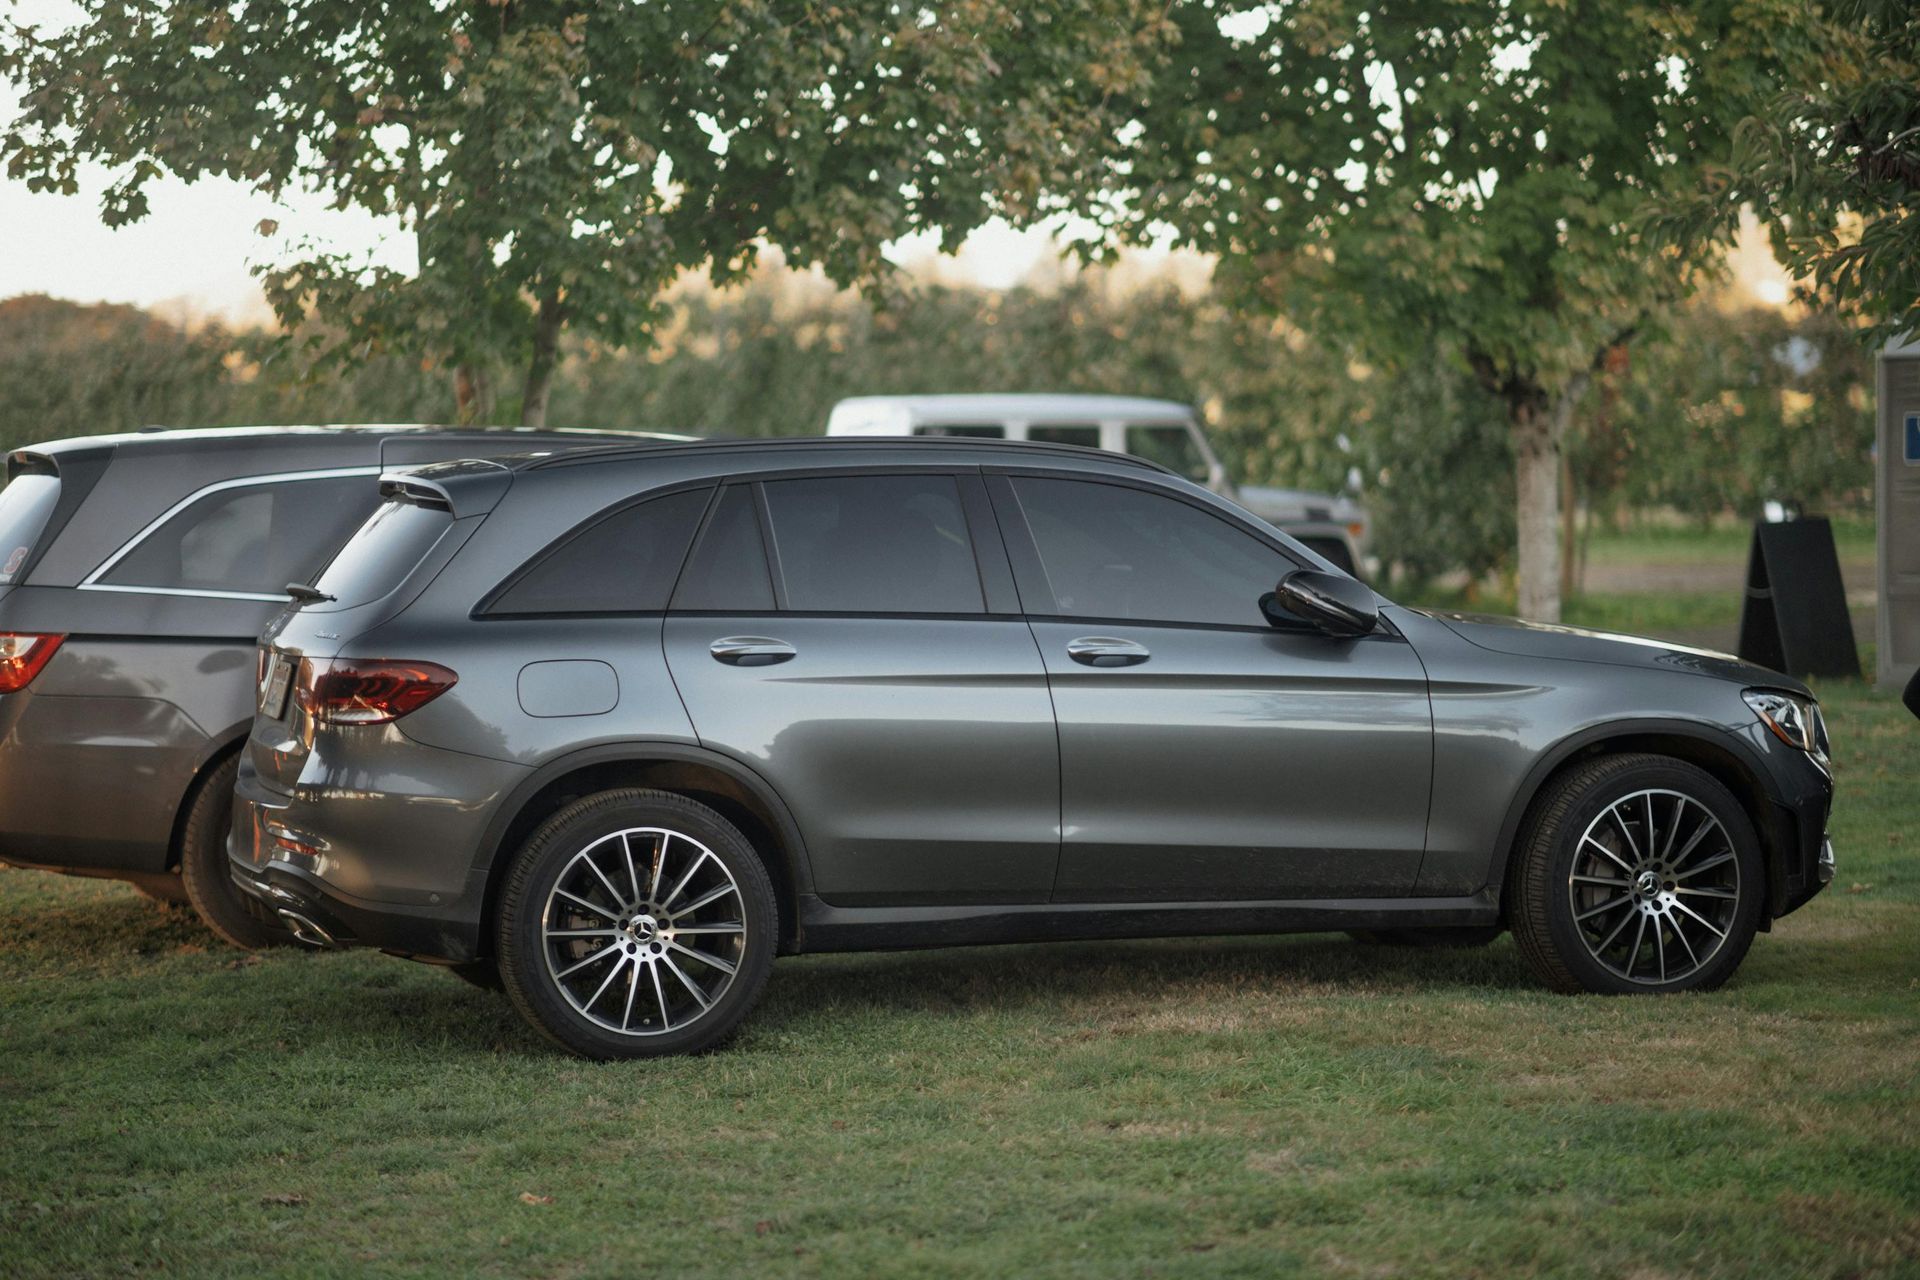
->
[521, 434, 1178, 477]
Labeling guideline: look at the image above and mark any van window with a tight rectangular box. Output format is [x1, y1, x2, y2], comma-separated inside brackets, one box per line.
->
[1028, 424, 1101, 448]
[310, 498, 452, 608]
[762, 474, 984, 614]
[0, 472, 61, 585]
[912, 424, 1004, 439]
[488, 488, 711, 615]
[100, 475, 375, 595]
[1125, 424, 1210, 482]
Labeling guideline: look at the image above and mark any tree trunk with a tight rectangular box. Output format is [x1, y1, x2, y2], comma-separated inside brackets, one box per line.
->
[1510, 373, 1588, 623]
[1559, 446, 1578, 603]
[453, 364, 494, 425]
[521, 290, 565, 429]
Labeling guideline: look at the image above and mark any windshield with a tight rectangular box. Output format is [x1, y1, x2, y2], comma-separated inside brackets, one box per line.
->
[0, 472, 61, 585]
[309, 499, 452, 609]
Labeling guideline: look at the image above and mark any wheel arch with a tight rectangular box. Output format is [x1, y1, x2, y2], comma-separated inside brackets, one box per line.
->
[1487, 719, 1791, 925]
[473, 742, 816, 956]
[163, 722, 251, 872]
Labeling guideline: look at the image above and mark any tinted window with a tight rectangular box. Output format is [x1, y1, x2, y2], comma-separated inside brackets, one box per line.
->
[1011, 477, 1292, 627]
[1126, 424, 1209, 481]
[489, 488, 710, 615]
[1028, 424, 1101, 447]
[671, 485, 774, 612]
[101, 475, 375, 594]
[763, 474, 983, 614]
[0, 472, 60, 585]
[311, 499, 452, 608]
[912, 424, 1004, 438]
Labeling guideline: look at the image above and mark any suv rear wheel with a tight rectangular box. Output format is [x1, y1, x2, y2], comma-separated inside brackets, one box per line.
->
[179, 754, 289, 949]
[1508, 754, 1763, 994]
[495, 789, 777, 1059]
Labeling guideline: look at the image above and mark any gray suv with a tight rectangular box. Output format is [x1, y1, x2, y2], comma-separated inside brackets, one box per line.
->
[230, 438, 1835, 1058]
[0, 425, 672, 946]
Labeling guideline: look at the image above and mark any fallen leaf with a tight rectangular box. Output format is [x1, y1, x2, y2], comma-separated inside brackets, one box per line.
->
[260, 1193, 305, 1208]
[519, 1193, 555, 1206]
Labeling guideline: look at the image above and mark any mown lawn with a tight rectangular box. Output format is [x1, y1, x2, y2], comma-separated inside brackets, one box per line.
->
[2, 614, 1915, 1278]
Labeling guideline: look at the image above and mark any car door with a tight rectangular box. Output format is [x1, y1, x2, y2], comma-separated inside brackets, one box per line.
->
[661, 471, 1061, 907]
[987, 471, 1433, 902]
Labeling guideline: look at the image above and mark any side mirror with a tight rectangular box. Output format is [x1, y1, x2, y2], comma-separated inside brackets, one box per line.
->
[1266, 569, 1379, 639]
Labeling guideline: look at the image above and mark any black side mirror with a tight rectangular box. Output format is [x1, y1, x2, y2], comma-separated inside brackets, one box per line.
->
[1266, 569, 1379, 639]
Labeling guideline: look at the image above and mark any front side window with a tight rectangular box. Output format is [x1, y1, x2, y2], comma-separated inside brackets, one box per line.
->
[1011, 477, 1293, 627]
[488, 487, 711, 615]
[762, 474, 984, 614]
[101, 474, 375, 595]
[1125, 423, 1210, 482]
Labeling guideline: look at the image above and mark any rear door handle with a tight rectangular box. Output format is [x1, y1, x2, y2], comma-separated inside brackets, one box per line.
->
[1065, 636, 1151, 668]
[709, 636, 796, 667]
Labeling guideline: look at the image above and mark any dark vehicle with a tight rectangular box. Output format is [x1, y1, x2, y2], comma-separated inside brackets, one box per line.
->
[0, 425, 683, 946]
[230, 438, 1835, 1058]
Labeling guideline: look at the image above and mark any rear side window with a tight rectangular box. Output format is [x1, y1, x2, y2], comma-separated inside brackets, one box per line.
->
[1125, 424, 1209, 482]
[311, 499, 453, 607]
[0, 472, 60, 584]
[488, 488, 711, 615]
[100, 475, 375, 595]
[671, 485, 774, 612]
[762, 474, 984, 614]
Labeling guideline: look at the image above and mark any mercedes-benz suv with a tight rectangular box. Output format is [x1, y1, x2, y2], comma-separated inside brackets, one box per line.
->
[230, 437, 1835, 1058]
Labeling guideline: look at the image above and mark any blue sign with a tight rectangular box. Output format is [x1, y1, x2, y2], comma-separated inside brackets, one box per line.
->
[1909, 412, 1920, 464]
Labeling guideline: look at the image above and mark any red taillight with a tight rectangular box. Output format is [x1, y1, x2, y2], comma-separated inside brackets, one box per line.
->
[0, 633, 63, 693]
[294, 658, 457, 725]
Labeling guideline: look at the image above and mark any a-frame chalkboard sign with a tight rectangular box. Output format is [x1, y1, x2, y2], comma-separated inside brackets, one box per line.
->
[1736, 516, 1861, 679]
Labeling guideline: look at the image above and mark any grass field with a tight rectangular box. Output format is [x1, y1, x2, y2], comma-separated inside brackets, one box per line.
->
[2, 559, 1915, 1277]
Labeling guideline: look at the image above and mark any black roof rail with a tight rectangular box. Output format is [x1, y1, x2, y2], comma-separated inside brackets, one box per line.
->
[521, 434, 1179, 477]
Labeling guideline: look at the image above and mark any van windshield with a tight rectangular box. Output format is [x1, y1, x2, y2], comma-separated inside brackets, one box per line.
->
[1126, 424, 1210, 482]
[0, 472, 61, 585]
[309, 499, 452, 609]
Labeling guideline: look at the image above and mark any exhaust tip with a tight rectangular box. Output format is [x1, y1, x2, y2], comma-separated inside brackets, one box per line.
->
[277, 908, 338, 949]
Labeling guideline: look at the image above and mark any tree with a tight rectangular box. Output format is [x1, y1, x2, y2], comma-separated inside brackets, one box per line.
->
[2, 1, 1167, 425]
[1097, 0, 1756, 620]
[1664, 0, 1920, 340]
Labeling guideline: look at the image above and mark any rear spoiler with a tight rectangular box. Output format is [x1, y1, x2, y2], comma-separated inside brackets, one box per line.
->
[376, 458, 513, 518]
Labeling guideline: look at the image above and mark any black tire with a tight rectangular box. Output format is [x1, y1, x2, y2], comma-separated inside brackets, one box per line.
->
[1348, 925, 1504, 948]
[445, 960, 503, 992]
[495, 789, 777, 1059]
[1507, 753, 1764, 995]
[178, 754, 289, 950]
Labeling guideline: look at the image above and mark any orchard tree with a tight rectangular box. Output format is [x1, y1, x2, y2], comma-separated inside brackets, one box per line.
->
[1099, 0, 1756, 620]
[2, 1, 1168, 425]
[1665, 0, 1920, 340]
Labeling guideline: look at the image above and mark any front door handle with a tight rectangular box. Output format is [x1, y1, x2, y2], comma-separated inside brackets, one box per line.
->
[709, 636, 796, 667]
[1066, 636, 1151, 668]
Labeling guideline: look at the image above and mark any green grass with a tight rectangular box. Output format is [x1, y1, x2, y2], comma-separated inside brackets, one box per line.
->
[1578, 514, 1876, 569]
[2, 677, 1916, 1277]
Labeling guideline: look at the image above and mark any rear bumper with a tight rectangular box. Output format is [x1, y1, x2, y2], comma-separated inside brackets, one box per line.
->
[228, 740, 531, 962]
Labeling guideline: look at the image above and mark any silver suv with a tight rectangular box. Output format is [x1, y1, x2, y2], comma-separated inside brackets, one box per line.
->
[230, 437, 1834, 1058]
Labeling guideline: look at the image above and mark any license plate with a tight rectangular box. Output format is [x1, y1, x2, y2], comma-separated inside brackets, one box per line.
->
[260, 654, 293, 719]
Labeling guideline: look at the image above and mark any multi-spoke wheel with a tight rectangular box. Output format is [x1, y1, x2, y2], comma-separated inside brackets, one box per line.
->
[495, 789, 777, 1058]
[1508, 754, 1764, 995]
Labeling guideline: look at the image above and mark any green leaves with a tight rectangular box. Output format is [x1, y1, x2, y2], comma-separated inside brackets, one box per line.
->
[3, 1, 1169, 422]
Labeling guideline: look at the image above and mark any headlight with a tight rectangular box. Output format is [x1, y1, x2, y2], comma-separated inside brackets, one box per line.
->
[1744, 689, 1822, 754]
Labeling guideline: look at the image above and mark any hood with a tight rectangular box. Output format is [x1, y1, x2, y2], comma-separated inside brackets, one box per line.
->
[1426, 610, 1810, 695]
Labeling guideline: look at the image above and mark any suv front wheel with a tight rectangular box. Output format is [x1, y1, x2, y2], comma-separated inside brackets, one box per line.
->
[1508, 754, 1764, 994]
[495, 789, 777, 1059]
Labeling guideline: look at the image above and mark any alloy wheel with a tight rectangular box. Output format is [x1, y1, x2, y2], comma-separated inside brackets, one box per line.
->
[1566, 788, 1742, 985]
[540, 826, 748, 1035]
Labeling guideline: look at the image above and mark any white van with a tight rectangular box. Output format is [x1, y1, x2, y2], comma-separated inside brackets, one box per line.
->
[825, 393, 1369, 574]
